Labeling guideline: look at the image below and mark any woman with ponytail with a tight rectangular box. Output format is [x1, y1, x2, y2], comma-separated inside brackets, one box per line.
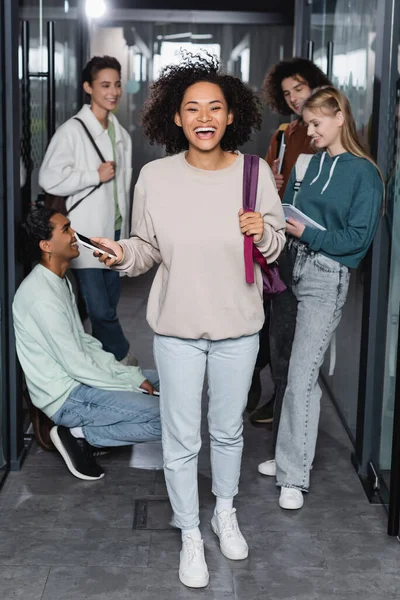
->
[258, 86, 383, 509]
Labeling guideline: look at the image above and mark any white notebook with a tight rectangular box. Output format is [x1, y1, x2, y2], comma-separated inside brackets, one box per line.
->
[282, 204, 326, 231]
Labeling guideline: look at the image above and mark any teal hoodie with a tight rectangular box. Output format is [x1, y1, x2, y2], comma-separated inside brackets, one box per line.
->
[283, 151, 383, 268]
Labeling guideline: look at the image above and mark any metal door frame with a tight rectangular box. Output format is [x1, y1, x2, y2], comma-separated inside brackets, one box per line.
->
[3, 0, 26, 471]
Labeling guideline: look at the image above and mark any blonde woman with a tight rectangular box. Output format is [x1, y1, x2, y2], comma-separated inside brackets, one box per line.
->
[258, 86, 383, 509]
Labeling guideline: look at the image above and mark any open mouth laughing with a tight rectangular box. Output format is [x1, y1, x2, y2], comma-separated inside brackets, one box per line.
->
[194, 127, 216, 140]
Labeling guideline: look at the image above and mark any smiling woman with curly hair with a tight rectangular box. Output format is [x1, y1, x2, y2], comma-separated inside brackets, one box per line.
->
[141, 51, 262, 154]
[92, 51, 285, 589]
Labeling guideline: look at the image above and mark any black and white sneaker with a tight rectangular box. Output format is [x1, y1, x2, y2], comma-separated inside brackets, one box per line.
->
[50, 426, 105, 481]
[76, 439, 111, 458]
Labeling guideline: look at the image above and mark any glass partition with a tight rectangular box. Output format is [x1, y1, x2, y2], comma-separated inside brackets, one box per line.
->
[379, 76, 400, 501]
[0, 0, 8, 484]
[19, 0, 79, 206]
[310, 0, 378, 440]
[90, 15, 293, 183]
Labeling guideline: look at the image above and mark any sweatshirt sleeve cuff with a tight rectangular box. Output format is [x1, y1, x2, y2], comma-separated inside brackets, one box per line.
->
[129, 367, 147, 390]
[83, 170, 100, 188]
[112, 241, 129, 272]
[300, 226, 315, 246]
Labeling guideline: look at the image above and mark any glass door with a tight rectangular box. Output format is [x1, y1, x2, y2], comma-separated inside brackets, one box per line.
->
[0, 0, 9, 487]
[379, 77, 400, 535]
[310, 0, 379, 443]
[90, 11, 293, 184]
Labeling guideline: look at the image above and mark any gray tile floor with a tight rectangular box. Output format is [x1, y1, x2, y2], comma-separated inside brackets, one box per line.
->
[1, 271, 400, 599]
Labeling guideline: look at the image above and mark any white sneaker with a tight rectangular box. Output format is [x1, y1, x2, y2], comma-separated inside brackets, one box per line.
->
[211, 509, 248, 560]
[258, 459, 276, 477]
[179, 535, 209, 588]
[279, 487, 304, 510]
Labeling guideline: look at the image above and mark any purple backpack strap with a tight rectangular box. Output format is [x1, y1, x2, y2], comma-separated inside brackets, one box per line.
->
[243, 155, 260, 284]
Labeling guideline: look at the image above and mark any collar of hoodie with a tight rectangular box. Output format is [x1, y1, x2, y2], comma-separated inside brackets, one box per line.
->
[309, 151, 341, 194]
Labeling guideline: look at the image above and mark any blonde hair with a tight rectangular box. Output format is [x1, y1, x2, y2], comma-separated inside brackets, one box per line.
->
[302, 86, 383, 181]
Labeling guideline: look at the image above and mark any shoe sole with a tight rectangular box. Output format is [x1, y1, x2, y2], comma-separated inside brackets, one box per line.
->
[211, 520, 249, 560]
[258, 466, 276, 477]
[179, 570, 209, 588]
[50, 428, 105, 481]
[279, 501, 304, 510]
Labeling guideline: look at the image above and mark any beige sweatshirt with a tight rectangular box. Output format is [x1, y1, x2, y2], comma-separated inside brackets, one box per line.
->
[116, 152, 286, 340]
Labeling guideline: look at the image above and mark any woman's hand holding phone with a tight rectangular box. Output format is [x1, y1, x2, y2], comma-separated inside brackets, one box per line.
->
[91, 237, 124, 266]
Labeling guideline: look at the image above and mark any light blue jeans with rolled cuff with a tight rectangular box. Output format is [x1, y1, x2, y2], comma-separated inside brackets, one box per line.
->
[51, 370, 161, 447]
[153, 333, 259, 531]
[275, 240, 350, 492]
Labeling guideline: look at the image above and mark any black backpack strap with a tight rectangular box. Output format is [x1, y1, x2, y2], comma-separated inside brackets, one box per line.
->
[73, 117, 106, 163]
[66, 184, 101, 215]
[66, 117, 110, 215]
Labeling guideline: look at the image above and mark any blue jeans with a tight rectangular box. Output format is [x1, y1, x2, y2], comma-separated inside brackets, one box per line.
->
[73, 231, 129, 361]
[51, 370, 161, 447]
[153, 333, 259, 530]
[275, 241, 350, 491]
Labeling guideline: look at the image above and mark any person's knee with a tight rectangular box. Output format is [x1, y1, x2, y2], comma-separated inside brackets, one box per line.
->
[88, 302, 117, 323]
[209, 423, 243, 447]
[163, 432, 201, 462]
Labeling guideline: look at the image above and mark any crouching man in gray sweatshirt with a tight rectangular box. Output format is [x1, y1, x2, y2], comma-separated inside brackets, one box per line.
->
[13, 208, 161, 481]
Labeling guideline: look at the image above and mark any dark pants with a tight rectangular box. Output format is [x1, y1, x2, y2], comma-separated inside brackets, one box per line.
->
[255, 300, 271, 371]
[72, 231, 129, 360]
[269, 244, 298, 451]
[73, 267, 130, 361]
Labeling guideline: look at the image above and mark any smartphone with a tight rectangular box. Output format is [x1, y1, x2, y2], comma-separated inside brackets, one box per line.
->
[141, 390, 160, 396]
[75, 232, 117, 257]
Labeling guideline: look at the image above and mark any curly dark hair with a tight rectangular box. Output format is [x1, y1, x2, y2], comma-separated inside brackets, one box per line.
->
[141, 52, 262, 155]
[82, 55, 121, 85]
[20, 208, 58, 263]
[262, 58, 332, 116]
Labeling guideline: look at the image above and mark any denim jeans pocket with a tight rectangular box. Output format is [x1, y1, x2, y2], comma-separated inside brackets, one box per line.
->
[314, 253, 342, 274]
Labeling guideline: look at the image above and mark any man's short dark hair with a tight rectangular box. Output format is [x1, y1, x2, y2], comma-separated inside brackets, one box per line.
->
[20, 208, 58, 263]
[262, 58, 332, 116]
[82, 55, 122, 85]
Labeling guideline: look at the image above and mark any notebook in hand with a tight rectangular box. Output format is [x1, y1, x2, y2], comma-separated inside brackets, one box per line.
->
[282, 204, 326, 231]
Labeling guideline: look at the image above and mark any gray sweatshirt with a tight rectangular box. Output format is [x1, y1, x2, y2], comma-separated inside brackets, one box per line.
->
[116, 152, 286, 340]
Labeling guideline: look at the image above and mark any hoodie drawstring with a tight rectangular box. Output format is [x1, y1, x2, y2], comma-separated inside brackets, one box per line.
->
[309, 152, 341, 194]
[310, 152, 326, 186]
[321, 156, 341, 194]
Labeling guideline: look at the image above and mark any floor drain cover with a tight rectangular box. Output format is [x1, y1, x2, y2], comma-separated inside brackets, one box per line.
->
[133, 496, 174, 530]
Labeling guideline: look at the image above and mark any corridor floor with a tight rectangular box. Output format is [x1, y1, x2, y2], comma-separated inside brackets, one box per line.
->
[1, 271, 399, 600]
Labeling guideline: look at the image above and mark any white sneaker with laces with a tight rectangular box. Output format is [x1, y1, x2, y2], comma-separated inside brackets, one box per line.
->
[211, 508, 248, 560]
[179, 534, 209, 588]
[279, 487, 304, 510]
[258, 459, 276, 476]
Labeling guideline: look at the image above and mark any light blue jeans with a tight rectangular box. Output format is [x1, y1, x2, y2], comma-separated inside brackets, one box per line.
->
[275, 240, 350, 491]
[51, 370, 161, 447]
[153, 333, 259, 530]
